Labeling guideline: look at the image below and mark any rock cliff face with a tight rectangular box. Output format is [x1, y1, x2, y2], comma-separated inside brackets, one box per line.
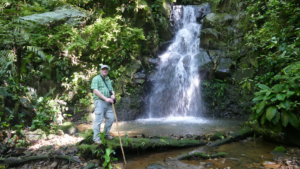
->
[197, 1, 254, 118]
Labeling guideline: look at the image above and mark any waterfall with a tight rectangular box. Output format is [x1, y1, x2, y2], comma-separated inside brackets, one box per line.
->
[146, 5, 205, 118]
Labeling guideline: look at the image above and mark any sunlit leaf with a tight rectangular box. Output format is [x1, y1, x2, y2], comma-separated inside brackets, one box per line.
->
[258, 84, 270, 90]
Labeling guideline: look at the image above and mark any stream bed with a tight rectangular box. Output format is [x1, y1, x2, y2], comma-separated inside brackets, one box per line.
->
[76, 117, 298, 169]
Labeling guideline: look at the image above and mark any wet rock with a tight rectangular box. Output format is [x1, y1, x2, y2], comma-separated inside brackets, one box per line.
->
[134, 79, 145, 84]
[195, 3, 211, 23]
[186, 134, 193, 139]
[199, 162, 206, 165]
[147, 163, 167, 169]
[229, 158, 239, 161]
[241, 154, 246, 157]
[193, 135, 202, 140]
[157, 40, 173, 55]
[246, 137, 253, 141]
[133, 72, 146, 79]
[146, 58, 158, 65]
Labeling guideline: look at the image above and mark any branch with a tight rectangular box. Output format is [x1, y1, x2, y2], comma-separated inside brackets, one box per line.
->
[1, 155, 81, 167]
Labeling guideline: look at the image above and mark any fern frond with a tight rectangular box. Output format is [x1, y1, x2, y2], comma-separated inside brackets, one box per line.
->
[27, 46, 46, 60]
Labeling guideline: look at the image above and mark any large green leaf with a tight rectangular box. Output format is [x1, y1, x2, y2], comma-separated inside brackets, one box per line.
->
[258, 84, 270, 90]
[280, 99, 291, 110]
[271, 97, 278, 102]
[272, 111, 280, 125]
[276, 93, 286, 101]
[256, 101, 266, 114]
[272, 84, 283, 92]
[289, 113, 300, 128]
[286, 91, 295, 97]
[281, 111, 290, 127]
[252, 95, 264, 102]
[266, 106, 277, 121]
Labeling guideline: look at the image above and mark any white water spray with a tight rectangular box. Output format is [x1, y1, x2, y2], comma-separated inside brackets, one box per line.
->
[146, 6, 204, 118]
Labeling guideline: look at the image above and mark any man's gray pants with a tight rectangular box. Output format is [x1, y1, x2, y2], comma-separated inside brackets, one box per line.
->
[93, 99, 115, 142]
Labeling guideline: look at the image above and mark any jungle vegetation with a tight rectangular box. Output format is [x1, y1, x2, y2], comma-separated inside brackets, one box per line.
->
[0, 0, 299, 152]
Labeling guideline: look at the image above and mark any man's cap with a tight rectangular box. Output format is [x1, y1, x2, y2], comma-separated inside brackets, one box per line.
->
[100, 65, 110, 70]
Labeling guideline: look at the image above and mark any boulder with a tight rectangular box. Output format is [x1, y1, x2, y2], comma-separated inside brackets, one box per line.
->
[115, 95, 143, 121]
[25, 129, 47, 140]
[20, 4, 89, 27]
[194, 3, 211, 23]
[145, 58, 158, 65]
[57, 122, 79, 135]
[134, 79, 145, 84]
[195, 51, 214, 70]
[158, 40, 173, 55]
[133, 72, 146, 79]
[47, 134, 57, 140]
[202, 13, 233, 28]
[147, 163, 167, 169]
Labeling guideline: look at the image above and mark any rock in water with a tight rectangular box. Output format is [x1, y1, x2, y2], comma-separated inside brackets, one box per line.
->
[147, 163, 167, 169]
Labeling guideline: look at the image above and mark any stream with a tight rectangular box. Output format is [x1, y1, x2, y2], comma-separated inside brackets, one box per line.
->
[76, 117, 297, 169]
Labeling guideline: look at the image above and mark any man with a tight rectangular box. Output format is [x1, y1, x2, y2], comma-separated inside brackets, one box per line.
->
[91, 65, 116, 144]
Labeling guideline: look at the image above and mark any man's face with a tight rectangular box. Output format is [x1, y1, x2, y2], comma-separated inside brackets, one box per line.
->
[100, 68, 109, 76]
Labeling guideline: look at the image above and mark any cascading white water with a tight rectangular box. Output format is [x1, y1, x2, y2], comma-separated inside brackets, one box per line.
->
[146, 5, 204, 118]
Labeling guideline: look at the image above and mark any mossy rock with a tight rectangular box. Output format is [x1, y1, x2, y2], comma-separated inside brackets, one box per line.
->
[20, 4, 89, 27]
[202, 13, 233, 28]
[57, 122, 79, 135]
[232, 68, 255, 82]
[25, 129, 47, 140]
[210, 132, 224, 141]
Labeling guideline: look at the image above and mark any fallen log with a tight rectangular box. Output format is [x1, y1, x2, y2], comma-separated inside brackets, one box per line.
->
[210, 127, 252, 147]
[106, 137, 207, 149]
[176, 152, 228, 160]
[0, 155, 81, 167]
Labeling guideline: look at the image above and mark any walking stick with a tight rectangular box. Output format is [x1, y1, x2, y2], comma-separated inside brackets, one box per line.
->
[112, 103, 127, 165]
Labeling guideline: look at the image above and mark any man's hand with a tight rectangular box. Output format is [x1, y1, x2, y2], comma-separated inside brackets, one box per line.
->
[105, 98, 114, 104]
[111, 94, 115, 100]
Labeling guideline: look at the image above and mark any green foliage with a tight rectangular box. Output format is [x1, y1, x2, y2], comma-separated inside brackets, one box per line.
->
[244, 0, 300, 131]
[202, 79, 228, 108]
[252, 83, 300, 131]
[273, 146, 286, 152]
[102, 148, 117, 169]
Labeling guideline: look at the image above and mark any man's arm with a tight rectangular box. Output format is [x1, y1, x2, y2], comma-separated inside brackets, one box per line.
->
[94, 89, 114, 103]
[110, 91, 115, 100]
